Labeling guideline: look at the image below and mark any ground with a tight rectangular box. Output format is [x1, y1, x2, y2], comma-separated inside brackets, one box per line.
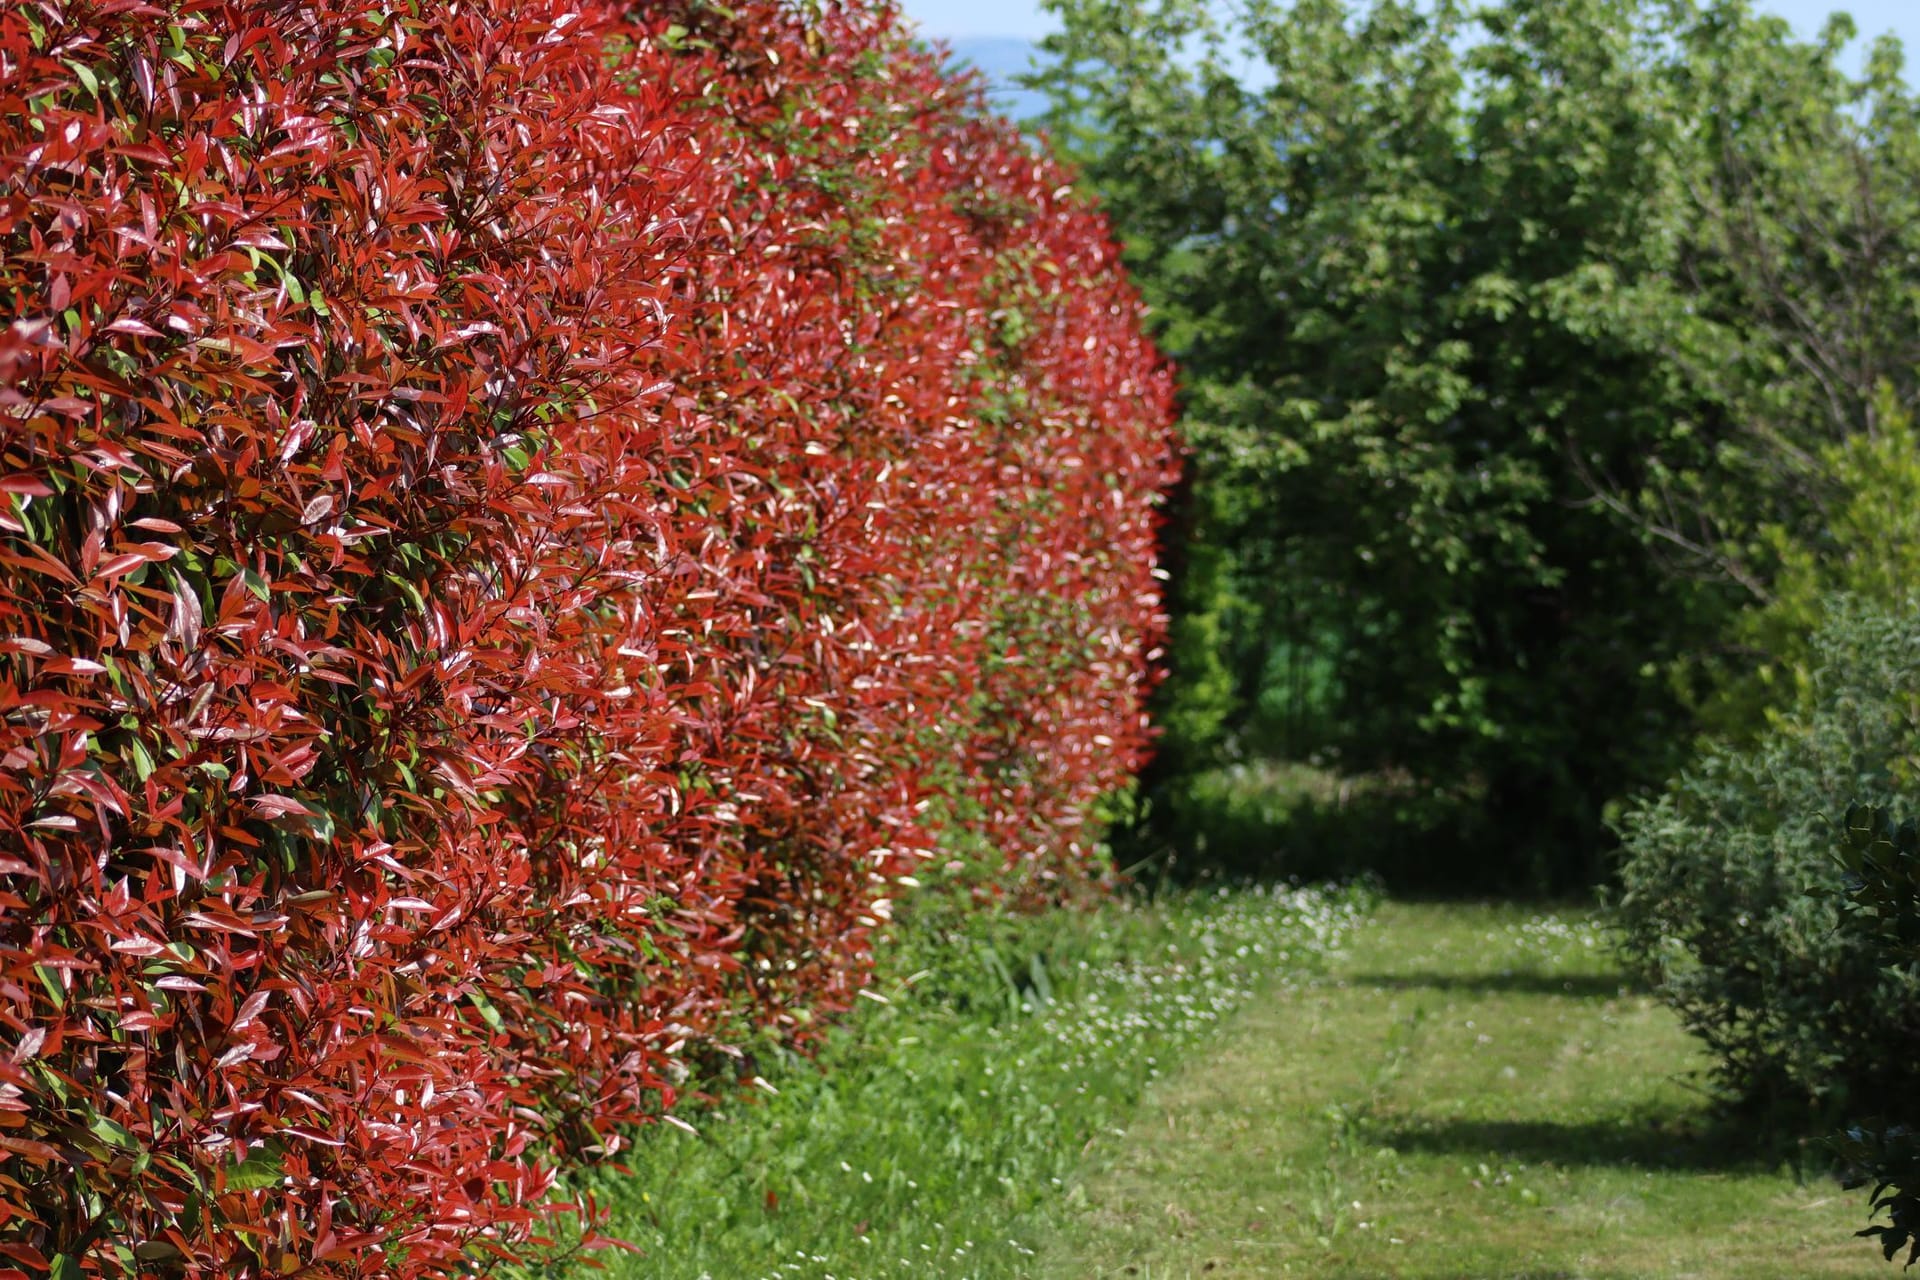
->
[1035, 901, 1881, 1279]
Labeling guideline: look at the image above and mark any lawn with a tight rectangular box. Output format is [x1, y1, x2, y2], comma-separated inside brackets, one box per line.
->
[545, 882, 1371, 1280]
[545, 895, 1888, 1280]
[1034, 901, 1882, 1279]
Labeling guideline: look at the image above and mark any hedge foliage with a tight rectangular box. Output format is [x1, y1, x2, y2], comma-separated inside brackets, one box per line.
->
[0, 2, 1175, 1275]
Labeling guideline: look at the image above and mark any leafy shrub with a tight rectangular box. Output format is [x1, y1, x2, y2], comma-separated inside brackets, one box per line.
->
[0, 4, 1173, 1276]
[1613, 599, 1920, 1130]
[1832, 806, 1920, 1266]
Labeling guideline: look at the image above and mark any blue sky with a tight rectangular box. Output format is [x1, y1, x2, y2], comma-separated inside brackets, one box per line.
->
[899, 0, 1918, 57]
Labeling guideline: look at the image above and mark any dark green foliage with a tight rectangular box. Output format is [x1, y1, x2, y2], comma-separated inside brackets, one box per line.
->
[1833, 805, 1920, 1266]
[1612, 601, 1920, 1136]
[1132, 761, 1504, 892]
[1038, 0, 1920, 889]
[1837, 805, 1920, 955]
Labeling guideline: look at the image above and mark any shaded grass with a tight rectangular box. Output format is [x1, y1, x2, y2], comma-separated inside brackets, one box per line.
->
[554, 882, 1372, 1279]
[1034, 901, 1881, 1279]
[1145, 762, 1502, 892]
[1343, 970, 1633, 1000]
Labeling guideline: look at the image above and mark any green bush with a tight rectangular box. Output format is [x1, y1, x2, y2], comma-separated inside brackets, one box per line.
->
[1612, 598, 1920, 1126]
[1041, 0, 1920, 890]
[1832, 806, 1920, 1266]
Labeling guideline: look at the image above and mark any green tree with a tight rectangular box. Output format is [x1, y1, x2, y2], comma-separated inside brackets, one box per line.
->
[1036, 0, 1920, 887]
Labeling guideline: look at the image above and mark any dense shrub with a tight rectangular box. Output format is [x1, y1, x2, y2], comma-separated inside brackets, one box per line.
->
[0, 3, 1174, 1276]
[1613, 600, 1920, 1128]
[1829, 806, 1920, 1265]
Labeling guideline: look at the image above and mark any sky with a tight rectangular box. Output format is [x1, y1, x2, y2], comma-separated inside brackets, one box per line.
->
[899, 0, 1919, 56]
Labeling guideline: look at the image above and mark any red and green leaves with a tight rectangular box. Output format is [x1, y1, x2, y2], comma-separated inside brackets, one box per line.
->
[0, 3, 1174, 1276]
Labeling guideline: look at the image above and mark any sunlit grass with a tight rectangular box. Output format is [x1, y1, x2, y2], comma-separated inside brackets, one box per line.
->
[557, 882, 1372, 1279]
[1035, 901, 1881, 1279]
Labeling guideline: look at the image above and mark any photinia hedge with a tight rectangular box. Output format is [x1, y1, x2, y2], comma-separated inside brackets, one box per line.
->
[0, 1, 1175, 1275]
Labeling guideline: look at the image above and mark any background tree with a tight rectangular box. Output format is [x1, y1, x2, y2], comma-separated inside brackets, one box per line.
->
[1036, 0, 1920, 889]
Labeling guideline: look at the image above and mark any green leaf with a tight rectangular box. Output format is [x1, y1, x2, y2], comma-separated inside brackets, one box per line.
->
[65, 60, 98, 98]
[386, 572, 426, 613]
[90, 1113, 140, 1151]
[34, 963, 64, 1009]
[469, 989, 505, 1032]
[224, 1141, 284, 1191]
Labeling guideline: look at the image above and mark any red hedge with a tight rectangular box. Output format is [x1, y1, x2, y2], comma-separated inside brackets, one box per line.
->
[0, 2, 1175, 1275]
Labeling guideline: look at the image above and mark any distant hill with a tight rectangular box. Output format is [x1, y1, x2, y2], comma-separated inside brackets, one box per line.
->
[937, 36, 1054, 125]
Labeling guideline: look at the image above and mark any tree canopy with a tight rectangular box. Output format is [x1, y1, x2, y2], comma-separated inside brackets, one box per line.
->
[1036, 0, 1920, 887]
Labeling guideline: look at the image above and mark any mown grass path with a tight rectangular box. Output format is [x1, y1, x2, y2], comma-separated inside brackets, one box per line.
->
[1036, 901, 1880, 1279]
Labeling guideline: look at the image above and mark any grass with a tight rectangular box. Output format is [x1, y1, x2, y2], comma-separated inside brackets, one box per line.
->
[549, 881, 1372, 1280]
[1152, 762, 1480, 889]
[1033, 900, 1883, 1279]
[541, 894, 1888, 1279]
